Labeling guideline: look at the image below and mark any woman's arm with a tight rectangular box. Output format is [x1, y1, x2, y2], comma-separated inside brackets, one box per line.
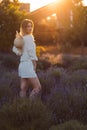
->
[32, 60, 37, 71]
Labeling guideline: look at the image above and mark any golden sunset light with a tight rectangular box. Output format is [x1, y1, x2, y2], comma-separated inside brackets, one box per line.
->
[19, 0, 57, 11]
[19, 0, 87, 12]
[83, 0, 87, 6]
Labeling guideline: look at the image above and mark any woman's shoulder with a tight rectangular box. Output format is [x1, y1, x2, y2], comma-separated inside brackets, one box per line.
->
[23, 34, 33, 38]
[23, 35, 34, 42]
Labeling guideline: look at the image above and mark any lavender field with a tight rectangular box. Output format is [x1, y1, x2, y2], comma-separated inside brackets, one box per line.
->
[0, 52, 87, 130]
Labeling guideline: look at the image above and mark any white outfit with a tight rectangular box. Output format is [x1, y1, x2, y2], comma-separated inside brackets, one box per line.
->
[18, 35, 38, 78]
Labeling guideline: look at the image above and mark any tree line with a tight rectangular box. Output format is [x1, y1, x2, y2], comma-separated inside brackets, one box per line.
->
[0, 0, 87, 52]
[0, 0, 29, 52]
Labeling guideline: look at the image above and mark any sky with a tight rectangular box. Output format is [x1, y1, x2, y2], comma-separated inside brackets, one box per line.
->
[19, 0, 59, 11]
[19, 0, 87, 12]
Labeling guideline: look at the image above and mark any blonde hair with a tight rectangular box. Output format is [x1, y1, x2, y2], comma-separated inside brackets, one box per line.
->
[20, 19, 34, 36]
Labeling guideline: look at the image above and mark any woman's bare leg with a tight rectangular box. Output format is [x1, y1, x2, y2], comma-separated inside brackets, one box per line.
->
[19, 78, 28, 98]
[28, 77, 41, 100]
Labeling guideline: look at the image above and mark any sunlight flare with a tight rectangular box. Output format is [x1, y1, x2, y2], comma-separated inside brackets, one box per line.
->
[83, 0, 87, 6]
[19, 0, 87, 11]
[19, 0, 57, 11]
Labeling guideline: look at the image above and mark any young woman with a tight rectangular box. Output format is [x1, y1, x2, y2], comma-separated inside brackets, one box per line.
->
[18, 19, 41, 100]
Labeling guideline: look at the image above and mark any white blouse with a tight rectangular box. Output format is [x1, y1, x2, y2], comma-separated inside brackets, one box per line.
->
[20, 35, 38, 62]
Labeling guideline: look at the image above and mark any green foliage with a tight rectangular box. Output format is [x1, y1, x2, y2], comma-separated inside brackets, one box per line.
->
[0, 56, 20, 100]
[50, 120, 87, 130]
[60, 54, 74, 68]
[1, 53, 87, 128]
[48, 91, 70, 123]
[1, 53, 19, 69]
[56, 0, 87, 48]
[37, 59, 51, 71]
[48, 75, 87, 124]
[53, 54, 87, 70]
[71, 56, 87, 70]
[0, 98, 52, 130]
[0, 71, 20, 102]
[0, 0, 29, 51]
[38, 67, 62, 96]
[0, 85, 13, 100]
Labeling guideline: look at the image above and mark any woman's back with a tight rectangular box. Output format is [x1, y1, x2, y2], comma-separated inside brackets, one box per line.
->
[20, 35, 37, 62]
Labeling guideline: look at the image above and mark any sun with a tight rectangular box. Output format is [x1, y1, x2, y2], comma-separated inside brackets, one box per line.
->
[83, 0, 87, 6]
[19, 0, 57, 11]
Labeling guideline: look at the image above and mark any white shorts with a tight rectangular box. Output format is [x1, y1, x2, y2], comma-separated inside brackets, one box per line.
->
[18, 61, 37, 78]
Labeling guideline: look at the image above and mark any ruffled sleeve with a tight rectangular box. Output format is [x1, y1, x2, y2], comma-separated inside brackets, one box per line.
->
[27, 35, 38, 61]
